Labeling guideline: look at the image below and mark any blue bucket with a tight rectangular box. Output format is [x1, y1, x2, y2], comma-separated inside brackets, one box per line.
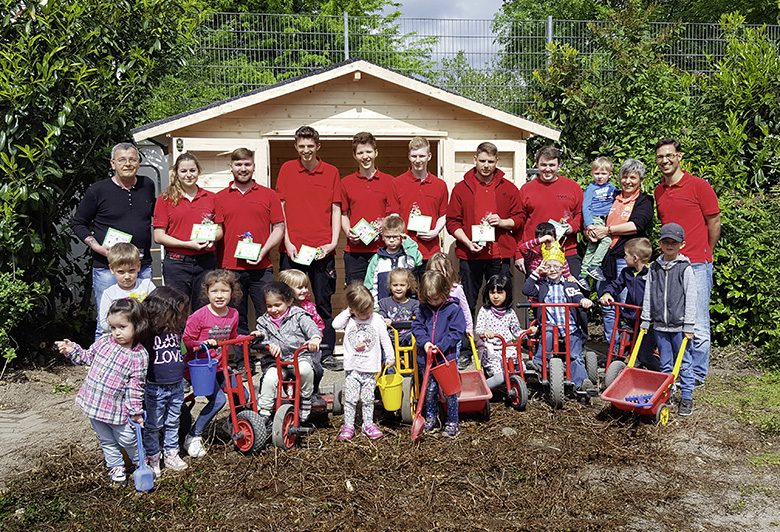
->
[188, 344, 217, 396]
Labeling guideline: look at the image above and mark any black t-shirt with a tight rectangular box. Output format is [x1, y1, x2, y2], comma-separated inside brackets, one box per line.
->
[146, 333, 185, 385]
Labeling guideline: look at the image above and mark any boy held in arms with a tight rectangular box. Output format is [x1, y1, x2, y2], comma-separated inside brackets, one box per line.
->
[364, 214, 423, 304]
[580, 157, 617, 288]
[598, 237, 659, 371]
[98, 242, 156, 335]
[640, 223, 697, 416]
[522, 244, 595, 392]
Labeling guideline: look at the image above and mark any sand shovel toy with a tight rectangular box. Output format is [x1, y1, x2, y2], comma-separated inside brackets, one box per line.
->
[411, 346, 435, 442]
[128, 415, 154, 492]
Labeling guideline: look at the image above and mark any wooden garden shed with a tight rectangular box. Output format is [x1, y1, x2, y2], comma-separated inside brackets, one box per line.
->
[132, 58, 560, 310]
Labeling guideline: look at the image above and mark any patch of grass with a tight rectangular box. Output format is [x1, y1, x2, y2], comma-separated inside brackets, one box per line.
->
[701, 370, 780, 436]
[52, 382, 75, 395]
[749, 451, 780, 468]
[0, 494, 71, 526]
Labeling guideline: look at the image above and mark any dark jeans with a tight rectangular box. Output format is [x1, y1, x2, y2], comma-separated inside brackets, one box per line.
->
[344, 251, 374, 285]
[231, 268, 274, 335]
[459, 258, 512, 311]
[565, 253, 582, 279]
[163, 252, 217, 310]
[280, 253, 337, 355]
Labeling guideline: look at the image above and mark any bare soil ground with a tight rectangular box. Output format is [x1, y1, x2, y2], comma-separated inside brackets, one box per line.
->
[0, 353, 778, 531]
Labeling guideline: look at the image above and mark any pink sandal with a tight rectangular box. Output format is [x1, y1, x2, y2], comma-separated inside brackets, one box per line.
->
[362, 423, 384, 440]
[337, 424, 355, 441]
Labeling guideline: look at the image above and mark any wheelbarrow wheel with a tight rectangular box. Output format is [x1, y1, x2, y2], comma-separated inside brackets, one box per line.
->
[234, 410, 268, 454]
[401, 377, 414, 424]
[508, 375, 528, 411]
[585, 350, 599, 387]
[604, 360, 626, 389]
[272, 404, 297, 450]
[655, 404, 670, 426]
[548, 357, 565, 409]
[332, 381, 344, 416]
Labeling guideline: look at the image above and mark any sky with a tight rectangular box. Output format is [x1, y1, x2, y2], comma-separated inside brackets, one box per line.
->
[384, 0, 505, 20]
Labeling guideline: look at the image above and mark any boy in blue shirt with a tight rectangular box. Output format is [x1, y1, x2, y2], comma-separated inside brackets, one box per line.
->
[364, 214, 422, 304]
[580, 157, 617, 288]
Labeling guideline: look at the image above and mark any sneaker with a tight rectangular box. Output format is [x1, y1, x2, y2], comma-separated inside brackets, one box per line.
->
[678, 398, 694, 417]
[443, 422, 459, 438]
[163, 449, 188, 472]
[694, 379, 705, 388]
[587, 268, 606, 281]
[338, 424, 355, 441]
[147, 452, 161, 477]
[300, 408, 311, 423]
[362, 423, 384, 440]
[525, 360, 540, 373]
[321, 355, 343, 371]
[109, 466, 126, 483]
[577, 278, 590, 291]
[457, 351, 471, 371]
[579, 378, 596, 393]
[424, 417, 438, 432]
[184, 435, 206, 458]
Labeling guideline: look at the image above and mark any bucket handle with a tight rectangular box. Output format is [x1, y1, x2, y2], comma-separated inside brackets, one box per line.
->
[194, 342, 213, 364]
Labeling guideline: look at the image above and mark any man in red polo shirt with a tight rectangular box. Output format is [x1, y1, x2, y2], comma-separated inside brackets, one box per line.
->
[516, 146, 584, 278]
[394, 137, 449, 269]
[446, 142, 522, 310]
[215, 147, 284, 334]
[654, 137, 720, 388]
[276, 125, 342, 368]
[341, 131, 399, 283]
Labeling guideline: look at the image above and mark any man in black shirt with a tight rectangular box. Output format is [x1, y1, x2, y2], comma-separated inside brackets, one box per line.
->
[72, 142, 156, 339]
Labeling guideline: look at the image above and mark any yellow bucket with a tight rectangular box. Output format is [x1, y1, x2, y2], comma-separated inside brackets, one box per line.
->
[377, 367, 404, 411]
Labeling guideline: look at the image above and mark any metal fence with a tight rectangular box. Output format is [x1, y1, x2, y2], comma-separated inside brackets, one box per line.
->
[192, 13, 780, 114]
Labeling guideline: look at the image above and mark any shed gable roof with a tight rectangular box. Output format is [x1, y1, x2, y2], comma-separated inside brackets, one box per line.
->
[132, 58, 560, 142]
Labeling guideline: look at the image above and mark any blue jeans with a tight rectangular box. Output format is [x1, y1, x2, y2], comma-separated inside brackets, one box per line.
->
[424, 374, 459, 426]
[598, 258, 627, 344]
[534, 329, 587, 388]
[190, 373, 227, 437]
[690, 262, 713, 381]
[143, 380, 185, 456]
[90, 418, 138, 468]
[654, 331, 694, 400]
[93, 264, 152, 340]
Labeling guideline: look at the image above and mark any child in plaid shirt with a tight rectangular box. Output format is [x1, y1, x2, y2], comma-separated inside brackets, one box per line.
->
[56, 298, 149, 485]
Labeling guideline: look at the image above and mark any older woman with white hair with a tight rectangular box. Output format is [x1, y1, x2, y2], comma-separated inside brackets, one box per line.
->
[586, 158, 655, 342]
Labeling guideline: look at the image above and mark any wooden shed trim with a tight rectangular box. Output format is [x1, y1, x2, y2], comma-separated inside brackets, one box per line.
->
[133, 60, 560, 142]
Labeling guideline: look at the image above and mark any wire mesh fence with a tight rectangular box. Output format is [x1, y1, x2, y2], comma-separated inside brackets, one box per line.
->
[190, 13, 780, 115]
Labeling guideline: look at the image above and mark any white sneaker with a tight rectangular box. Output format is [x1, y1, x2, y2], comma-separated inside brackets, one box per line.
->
[147, 453, 161, 477]
[184, 435, 207, 458]
[109, 465, 126, 483]
[164, 449, 188, 471]
[300, 408, 311, 423]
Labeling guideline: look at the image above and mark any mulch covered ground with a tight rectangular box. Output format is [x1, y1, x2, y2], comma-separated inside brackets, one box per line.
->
[1, 399, 698, 531]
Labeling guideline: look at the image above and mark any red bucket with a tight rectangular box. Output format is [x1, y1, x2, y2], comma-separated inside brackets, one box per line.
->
[430, 350, 462, 396]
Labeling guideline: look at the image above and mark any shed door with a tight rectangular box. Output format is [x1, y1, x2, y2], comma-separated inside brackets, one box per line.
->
[169, 137, 270, 192]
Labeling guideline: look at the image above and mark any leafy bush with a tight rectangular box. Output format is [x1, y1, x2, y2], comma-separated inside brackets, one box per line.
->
[0, 271, 46, 375]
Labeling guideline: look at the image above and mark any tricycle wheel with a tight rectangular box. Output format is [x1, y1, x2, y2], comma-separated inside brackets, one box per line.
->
[507, 375, 528, 412]
[400, 377, 414, 424]
[331, 380, 344, 416]
[585, 350, 599, 386]
[655, 404, 670, 426]
[272, 404, 297, 450]
[234, 410, 268, 454]
[548, 357, 565, 409]
[604, 360, 626, 389]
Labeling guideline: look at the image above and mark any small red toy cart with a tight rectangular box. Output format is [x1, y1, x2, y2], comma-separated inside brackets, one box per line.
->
[481, 332, 531, 411]
[440, 335, 492, 420]
[603, 302, 642, 388]
[519, 302, 598, 409]
[601, 331, 688, 426]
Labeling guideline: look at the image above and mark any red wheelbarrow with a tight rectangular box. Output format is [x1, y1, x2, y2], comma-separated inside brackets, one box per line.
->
[439, 335, 492, 420]
[601, 331, 688, 426]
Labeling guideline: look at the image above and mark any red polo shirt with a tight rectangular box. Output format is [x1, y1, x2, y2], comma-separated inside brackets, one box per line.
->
[393, 170, 449, 259]
[214, 181, 284, 270]
[152, 188, 217, 256]
[340, 170, 399, 253]
[276, 159, 342, 250]
[655, 170, 719, 263]
[517, 175, 583, 257]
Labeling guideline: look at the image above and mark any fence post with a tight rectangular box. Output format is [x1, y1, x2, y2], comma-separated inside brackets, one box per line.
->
[343, 12, 350, 60]
[545, 15, 553, 64]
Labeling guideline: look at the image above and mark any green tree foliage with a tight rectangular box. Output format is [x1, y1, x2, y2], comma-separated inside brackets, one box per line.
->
[0, 0, 201, 358]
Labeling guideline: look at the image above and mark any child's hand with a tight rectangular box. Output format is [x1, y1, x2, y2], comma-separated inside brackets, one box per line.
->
[268, 343, 282, 358]
[130, 414, 144, 427]
[386, 358, 396, 368]
[483, 330, 495, 339]
[384, 318, 392, 326]
[600, 294, 614, 306]
[580, 299, 594, 309]
[308, 337, 321, 352]
[566, 275, 577, 283]
[528, 325, 538, 335]
[250, 330, 264, 338]
[684, 332, 694, 340]
[539, 234, 554, 244]
[205, 339, 218, 347]
[55, 339, 75, 355]
[424, 342, 434, 353]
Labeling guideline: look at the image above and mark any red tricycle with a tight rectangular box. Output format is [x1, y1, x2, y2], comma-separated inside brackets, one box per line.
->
[519, 302, 599, 409]
[603, 302, 642, 389]
[601, 331, 687, 426]
[483, 331, 533, 411]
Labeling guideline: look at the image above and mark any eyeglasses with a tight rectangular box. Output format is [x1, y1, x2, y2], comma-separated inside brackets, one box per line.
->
[383, 234, 402, 240]
[114, 157, 139, 165]
[655, 153, 678, 162]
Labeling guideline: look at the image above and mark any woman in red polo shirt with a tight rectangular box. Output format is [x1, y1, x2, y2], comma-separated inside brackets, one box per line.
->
[153, 153, 222, 308]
